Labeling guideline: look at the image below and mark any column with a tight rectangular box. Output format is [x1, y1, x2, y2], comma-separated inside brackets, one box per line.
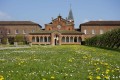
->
[39, 37, 40, 42]
[47, 36, 48, 42]
[73, 37, 74, 43]
[77, 37, 78, 42]
[69, 37, 70, 43]
[65, 37, 66, 43]
[43, 36, 44, 42]
[35, 36, 36, 42]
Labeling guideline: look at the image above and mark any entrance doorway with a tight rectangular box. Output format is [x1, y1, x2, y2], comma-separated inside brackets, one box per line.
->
[54, 35, 59, 45]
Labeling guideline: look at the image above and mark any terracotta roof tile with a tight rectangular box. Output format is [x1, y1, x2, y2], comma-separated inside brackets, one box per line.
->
[0, 21, 39, 25]
[80, 21, 120, 26]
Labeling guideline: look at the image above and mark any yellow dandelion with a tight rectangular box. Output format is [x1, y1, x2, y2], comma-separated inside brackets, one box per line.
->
[0, 75, 4, 80]
[105, 69, 110, 74]
[51, 76, 55, 79]
[68, 59, 72, 62]
[105, 75, 109, 79]
[96, 76, 101, 80]
[88, 75, 93, 80]
[42, 78, 46, 80]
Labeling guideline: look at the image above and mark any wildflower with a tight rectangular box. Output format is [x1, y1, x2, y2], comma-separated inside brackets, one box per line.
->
[96, 76, 101, 80]
[65, 73, 68, 76]
[87, 75, 93, 80]
[51, 76, 55, 79]
[42, 78, 46, 80]
[105, 75, 110, 79]
[105, 69, 110, 74]
[0, 75, 4, 80]
[68, 59, 72, 62]
[96, 67, 100, 72]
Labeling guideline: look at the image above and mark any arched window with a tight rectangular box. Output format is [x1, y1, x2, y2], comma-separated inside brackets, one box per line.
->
[74, 37, 77, 42]
[40, 37, 43, 42]
[66, 37, 69, 42]
[62, 37, 65, 42]
[78, 37, 82, 42]
[32, 37, 35, 42]
[36, 37, 39, 42]
[44, 37, 47, 42]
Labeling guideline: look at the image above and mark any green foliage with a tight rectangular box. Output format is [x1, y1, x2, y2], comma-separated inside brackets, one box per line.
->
[0, 45, 119, 80]
[85, 28, 120, 49]
[1, 37, 7, 44]
[14, 35, 25, 42]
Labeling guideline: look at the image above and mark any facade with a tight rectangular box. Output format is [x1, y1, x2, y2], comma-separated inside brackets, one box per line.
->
[80, 21, 120, 39]
[0, 9, 120, 45]
[0, 21, 41, 43]
[28, 15, 84, 45]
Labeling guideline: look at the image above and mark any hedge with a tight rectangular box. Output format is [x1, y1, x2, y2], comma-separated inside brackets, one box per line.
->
[85, 28, 120, 49]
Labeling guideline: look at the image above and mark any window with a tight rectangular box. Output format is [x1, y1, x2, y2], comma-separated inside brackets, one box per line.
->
[15, 30, 19, 34]
[7, 30, 10, 34]
[32, 30, 35, 33]
[0, 30, 2, 34]
[92, 29, 95, 34]
[23, 30, 26, 34]
[100, 29, 103, 34]
[84, 30, 87, 34]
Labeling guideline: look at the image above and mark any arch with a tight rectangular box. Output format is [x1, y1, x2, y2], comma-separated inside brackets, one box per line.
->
[32, 36, 35, 42]
[74, 37, 77, 42]
[44, 36, 47, 42]
[40, 36, 43, 42]
[36, 36, 39, 42]
[78, 37, 82, 42]
[62, 36, 65, 42]
[66, 36, 69, 42]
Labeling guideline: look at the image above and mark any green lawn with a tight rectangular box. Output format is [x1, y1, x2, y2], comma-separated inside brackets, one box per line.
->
[0, 45, 120, 80]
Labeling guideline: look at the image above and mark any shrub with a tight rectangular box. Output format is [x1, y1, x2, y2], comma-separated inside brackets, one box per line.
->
[14, 35, 25, 43]
[85, 28, 120, 49]
[1, 37, 7, 44]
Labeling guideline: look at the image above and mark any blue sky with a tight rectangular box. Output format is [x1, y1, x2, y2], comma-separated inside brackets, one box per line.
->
[0, 0, 120, 28]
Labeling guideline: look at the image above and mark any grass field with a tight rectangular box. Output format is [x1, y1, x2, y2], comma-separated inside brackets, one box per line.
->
[0, 45, 120, 80]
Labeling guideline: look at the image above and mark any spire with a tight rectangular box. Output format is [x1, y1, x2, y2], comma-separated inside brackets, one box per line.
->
[68, 4, 74, 22]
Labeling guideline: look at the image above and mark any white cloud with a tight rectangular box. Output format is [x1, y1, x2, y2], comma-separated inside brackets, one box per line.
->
[0, 11, 12, 20]
[82, 19, 89, 23]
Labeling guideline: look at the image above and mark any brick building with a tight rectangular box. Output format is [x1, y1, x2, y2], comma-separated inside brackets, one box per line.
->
[0, 9, 120, 45]
[0, 21, 41, 43]
[80, 21, 120, 39]
[28, 9, 84, 45]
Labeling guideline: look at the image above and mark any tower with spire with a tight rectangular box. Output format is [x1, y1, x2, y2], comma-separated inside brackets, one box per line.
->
[67, 4, 74, 22]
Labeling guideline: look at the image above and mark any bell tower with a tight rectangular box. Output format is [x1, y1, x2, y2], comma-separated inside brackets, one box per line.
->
[67, 5, 74, 23]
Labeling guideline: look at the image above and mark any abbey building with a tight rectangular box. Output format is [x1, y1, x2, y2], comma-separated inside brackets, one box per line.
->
[28, 9, 83, 45]
[0, 8, 120, 45]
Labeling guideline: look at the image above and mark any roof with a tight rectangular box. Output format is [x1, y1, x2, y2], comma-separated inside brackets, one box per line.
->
[29, 30, 83, 35]
[0, 21, 39, 25]
[80, 21, 120, 26]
